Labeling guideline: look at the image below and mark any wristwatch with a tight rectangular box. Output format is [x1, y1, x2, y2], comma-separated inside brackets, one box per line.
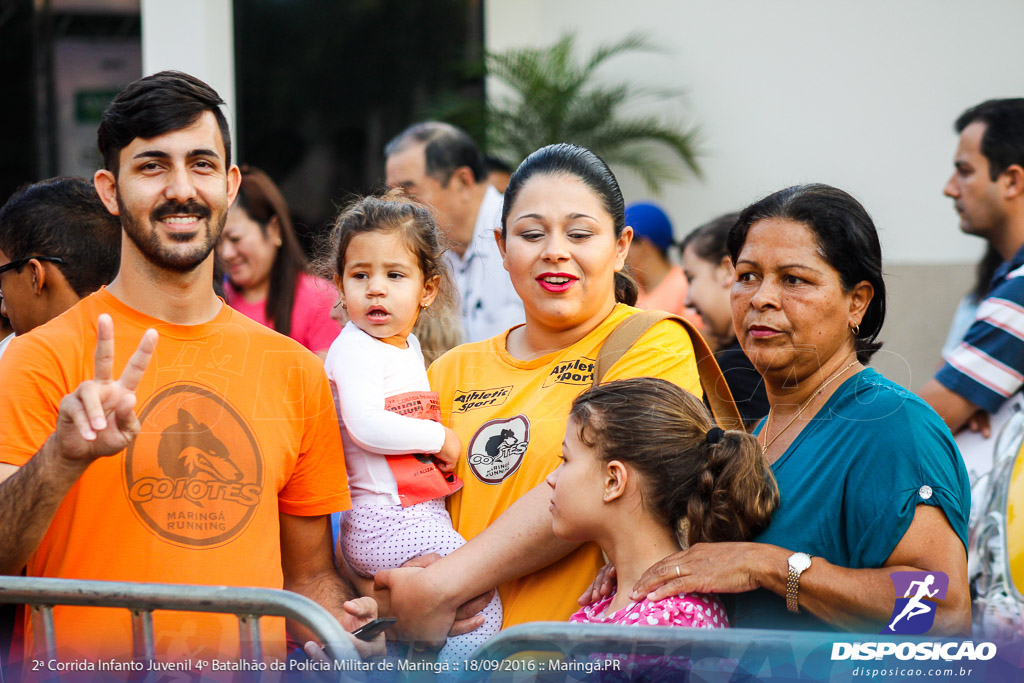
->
[786, 552, 813, 613]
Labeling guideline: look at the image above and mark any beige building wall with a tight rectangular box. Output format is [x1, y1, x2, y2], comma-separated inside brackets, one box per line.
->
[875, 263, 974, 390]
[141, 0, 236, 162]
[484, 0, 1022, 386]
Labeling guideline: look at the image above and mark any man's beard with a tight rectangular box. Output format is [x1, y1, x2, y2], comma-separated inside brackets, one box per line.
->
[117, 193, 223, 273]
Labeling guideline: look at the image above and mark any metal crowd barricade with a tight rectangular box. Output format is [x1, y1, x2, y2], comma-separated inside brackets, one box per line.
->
[0, 575, 359, 665]
[470, 622, 944, 682]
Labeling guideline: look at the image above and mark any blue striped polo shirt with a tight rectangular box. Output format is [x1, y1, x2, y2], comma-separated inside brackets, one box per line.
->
[936, 242, 1024, 413]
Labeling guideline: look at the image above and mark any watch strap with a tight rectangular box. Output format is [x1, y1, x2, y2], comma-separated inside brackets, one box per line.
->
[786, 554, 813, 613]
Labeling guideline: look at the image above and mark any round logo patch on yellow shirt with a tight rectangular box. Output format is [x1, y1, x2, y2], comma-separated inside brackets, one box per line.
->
[467, 415, 530, 484]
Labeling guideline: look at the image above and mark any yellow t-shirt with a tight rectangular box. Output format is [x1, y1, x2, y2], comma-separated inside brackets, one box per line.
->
[427, 304, 702, 627]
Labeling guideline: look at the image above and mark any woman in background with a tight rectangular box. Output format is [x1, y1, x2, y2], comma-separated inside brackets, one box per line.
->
[217, 165, 340, 357]
[681, 212, 769, 429]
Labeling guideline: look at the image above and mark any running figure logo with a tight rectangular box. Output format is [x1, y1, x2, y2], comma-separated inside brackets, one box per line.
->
[882, 571, 949, 635]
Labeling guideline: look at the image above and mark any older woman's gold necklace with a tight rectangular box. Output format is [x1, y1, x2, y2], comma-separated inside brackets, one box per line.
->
[759, 360, 859, 451]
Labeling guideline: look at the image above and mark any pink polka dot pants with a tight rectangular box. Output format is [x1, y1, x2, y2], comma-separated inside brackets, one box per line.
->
[340, 499, 503, 665]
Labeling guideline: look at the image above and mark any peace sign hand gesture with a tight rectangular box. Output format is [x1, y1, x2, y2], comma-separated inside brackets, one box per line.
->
[54, 314, 158, 467]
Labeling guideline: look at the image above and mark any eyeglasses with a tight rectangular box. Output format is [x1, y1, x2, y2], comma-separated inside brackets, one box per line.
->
[0, 255, 65, 298]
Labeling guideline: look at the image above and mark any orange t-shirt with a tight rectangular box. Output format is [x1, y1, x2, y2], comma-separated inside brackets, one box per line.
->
[0, 289, 349, 661]
[428, 304, 702, 627]
[636, 265, 702, 328]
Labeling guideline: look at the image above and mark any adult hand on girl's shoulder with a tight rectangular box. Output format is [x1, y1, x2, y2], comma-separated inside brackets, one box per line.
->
[435, 427, 462, 472]
[578, 563, 616, 606]
[630, 543, 778, 602]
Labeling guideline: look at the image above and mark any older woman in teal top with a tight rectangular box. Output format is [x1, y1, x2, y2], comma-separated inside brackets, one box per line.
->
[627, 184, 971, 633]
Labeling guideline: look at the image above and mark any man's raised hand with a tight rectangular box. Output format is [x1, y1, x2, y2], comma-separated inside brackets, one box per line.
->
[54, 314, 157, 465]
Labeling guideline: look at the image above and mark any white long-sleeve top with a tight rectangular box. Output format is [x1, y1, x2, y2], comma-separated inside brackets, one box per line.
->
[325, 322, 446, 505]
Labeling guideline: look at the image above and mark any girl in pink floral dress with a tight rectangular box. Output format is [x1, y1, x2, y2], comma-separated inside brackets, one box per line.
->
[547, 377, 778, 630]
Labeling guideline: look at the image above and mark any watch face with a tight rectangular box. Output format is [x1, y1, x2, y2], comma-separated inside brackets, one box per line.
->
[789, 552, 812, 572]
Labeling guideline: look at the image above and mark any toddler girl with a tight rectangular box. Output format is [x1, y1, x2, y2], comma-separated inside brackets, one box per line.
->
[324, 194, 501, 662]
[548, 376, 778, 629]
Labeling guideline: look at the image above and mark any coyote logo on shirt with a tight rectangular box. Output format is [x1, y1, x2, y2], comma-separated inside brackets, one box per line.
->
[125, 383, 263, 548]
[467, 415, 530, 484]
[158, 409, 243, 489]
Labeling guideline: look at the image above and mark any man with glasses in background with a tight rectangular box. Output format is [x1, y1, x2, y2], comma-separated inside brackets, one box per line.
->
[0, 176, 121, 360]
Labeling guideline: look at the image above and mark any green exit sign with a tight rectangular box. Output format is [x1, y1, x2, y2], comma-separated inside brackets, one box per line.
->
[75, 90, 120, 123]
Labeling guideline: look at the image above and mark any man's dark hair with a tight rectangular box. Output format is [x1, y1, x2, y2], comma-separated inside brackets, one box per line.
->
[97, 70, 231, 175]
[955, 99, 1024, 180]
[0, 177, 120, 297]
[384, 122, 487, 184]
[484, 155, 512, 175]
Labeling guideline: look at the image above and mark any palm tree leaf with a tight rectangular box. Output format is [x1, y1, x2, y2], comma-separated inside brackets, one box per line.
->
[483, 30, 700, 190]
[583, 31, 661, 73]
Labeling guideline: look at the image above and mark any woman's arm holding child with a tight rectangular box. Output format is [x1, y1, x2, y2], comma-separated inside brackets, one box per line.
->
[375, 482, 581, 644]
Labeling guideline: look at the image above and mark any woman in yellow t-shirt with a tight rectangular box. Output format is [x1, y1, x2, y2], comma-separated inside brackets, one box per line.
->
[375, 143, 704, 643]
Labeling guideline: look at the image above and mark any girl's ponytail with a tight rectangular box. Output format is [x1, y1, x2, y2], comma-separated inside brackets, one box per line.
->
[685, 429, 778, 547]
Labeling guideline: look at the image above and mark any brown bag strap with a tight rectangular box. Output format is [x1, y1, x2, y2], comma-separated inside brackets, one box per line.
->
[593, 310, 744, 431]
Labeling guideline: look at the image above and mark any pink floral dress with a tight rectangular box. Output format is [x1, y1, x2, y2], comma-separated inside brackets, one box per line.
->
[570, 591, 729, 628]
[568, 592, 730, 681]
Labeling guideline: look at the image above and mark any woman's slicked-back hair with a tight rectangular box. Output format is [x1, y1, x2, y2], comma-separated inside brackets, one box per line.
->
[500, 143, 637, 305]
[726, 184, 887, 363]
[501, 143, 624, 238]
[232, 165, 308, 337]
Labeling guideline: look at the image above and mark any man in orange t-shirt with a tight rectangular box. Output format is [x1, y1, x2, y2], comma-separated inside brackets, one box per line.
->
[625, 201, 702, 327]
[0, 71, 378, 663]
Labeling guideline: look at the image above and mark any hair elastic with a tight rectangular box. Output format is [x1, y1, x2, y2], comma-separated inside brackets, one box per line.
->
[705, 427, 725, 444]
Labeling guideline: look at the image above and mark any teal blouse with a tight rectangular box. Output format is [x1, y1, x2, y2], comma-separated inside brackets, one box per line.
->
[733, 368, 971, 630]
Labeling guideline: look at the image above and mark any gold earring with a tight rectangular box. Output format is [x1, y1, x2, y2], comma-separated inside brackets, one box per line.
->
[851, 323, 860, 336]
[341, 302, 347, 310]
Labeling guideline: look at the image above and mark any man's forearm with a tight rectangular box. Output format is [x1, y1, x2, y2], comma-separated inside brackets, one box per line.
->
[286, 567, 358, 620]
[284, 567, 359, 644]
[0, 436, 87, 574]
[918, 379, 976, 434]
[280, 512, 364, 641]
